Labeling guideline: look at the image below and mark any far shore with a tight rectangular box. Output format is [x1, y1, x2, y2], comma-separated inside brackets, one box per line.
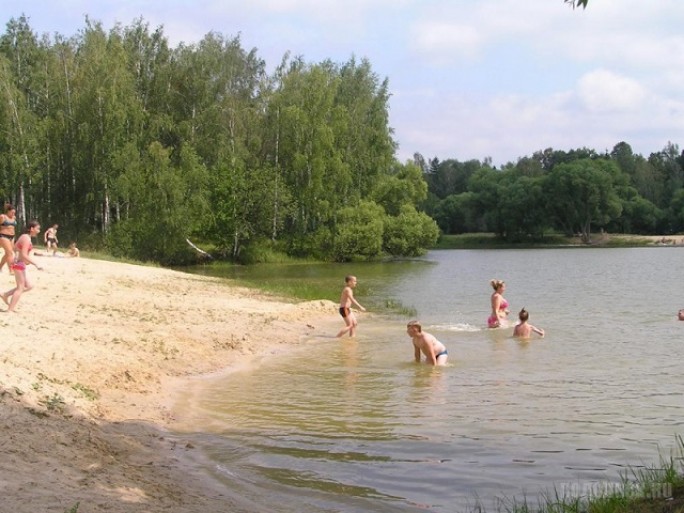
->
[434, 232, 684, 250]
[0, 255, 340, 513]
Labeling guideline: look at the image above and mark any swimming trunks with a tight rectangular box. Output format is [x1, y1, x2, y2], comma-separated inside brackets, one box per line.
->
[339, 307, 350, 318]
[47, 237, 57, 244]
[435, 350, 448, 358]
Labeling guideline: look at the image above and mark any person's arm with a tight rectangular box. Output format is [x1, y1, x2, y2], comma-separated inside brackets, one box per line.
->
[414, 343, 421, 363]
[349, 291, 366, 311]
[531, 325, 545, 337]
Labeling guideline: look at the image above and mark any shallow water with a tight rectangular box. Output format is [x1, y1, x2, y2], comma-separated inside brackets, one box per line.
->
[176, 248, 684, 512]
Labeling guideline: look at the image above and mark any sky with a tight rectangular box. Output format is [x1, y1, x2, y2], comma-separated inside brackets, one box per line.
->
[2, 0, 683, 167]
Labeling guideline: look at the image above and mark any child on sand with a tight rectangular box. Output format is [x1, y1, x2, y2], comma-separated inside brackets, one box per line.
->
[67, 242, 80, 258]
[406, 320, 448, 366]
[336, 275, 366, 338]
[513, 308, 545, 338]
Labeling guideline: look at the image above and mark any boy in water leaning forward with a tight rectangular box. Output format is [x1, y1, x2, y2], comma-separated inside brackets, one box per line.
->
[336, 275, 366, 338]
[407, 320, 448, 366]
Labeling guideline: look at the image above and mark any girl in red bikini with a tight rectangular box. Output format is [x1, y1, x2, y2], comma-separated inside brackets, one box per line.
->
[1, 220, 43, 312]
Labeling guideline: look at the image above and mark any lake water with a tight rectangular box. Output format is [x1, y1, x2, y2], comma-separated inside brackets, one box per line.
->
[175, 248, 684, 512]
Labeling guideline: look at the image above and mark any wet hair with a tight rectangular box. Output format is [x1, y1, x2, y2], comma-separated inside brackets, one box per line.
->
[3, 203, 15, 213]
[518, 308, 529, 322]
[345, 275, 356, 284]
[407, 320, 422, 332]
[490, 279, 505, 291]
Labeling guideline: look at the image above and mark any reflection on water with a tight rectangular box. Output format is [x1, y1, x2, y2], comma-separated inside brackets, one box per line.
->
[177, 248, 684, 512]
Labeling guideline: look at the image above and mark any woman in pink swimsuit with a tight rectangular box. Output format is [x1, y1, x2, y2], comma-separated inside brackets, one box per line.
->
[1, 220, 42, 312]
[487, 279, 509, 328]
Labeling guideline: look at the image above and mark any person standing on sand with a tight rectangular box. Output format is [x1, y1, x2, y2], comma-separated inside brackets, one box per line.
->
[513, 308, 545, 338]
[336, 275, 366, 338]
[1, 220, 42, 313]
[407, 320, 448, 366]
[44, 224, 58, 253]
[0, 203, 17, 274]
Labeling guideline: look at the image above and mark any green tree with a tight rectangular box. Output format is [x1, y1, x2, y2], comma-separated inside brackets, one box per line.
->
[431, 192, 479, 234]
[333, 200, 384, 261]
[110, 141, 210, 264]
[544, 159, 623, 242]
[383, 204, 439, 257]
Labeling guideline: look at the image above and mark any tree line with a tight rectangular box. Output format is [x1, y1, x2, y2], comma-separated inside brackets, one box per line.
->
[3, 12, 678, 265]
[0, 16, 438, 264]
[419, 142, 684, 244]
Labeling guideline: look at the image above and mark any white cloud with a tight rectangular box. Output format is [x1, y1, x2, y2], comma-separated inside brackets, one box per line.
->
[577, 69, 647, 113]
[410, 22, 484, 62]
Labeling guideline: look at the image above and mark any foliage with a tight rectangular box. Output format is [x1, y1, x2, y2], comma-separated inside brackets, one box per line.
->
[4, 14, 684, 262]
[333, 200, 385, 261]
[0, 16, 433, 263]
[383, 205, 439, 256]
[428, 142, 684, 245]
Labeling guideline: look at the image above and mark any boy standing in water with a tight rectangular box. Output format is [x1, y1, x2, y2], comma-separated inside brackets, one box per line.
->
[406, 320, 448, 366]
[513, 308, 545, 338]
[336, 275, 366, 338]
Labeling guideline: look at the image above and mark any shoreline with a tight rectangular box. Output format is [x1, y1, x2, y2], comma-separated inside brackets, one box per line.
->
[0, 256, 340, 512]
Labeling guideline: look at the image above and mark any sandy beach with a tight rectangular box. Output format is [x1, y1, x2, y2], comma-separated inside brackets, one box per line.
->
[0, 256, 339, 512]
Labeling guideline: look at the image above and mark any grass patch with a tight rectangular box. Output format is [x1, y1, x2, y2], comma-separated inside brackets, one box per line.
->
[40, 393, 66, 413]
[496, 435, 684, 513]
[64, 502, 80, 513]
[231, 278, 331, 302]
[434, 233, 571, 249]
[83, 251, 159, 267]
[434, 233, 662, 250]
[72, 383, 99, 401]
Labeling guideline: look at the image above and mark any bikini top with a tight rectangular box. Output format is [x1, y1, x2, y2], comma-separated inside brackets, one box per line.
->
[0, 216, 17, 227]
[499, 298, 509, 310]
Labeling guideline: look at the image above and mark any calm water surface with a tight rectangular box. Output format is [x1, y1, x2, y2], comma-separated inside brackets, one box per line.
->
[176, 248, 684, 512]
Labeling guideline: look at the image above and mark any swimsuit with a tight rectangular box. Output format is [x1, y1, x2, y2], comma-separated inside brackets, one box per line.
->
[488, 297, 509, 328]
[0, 217, 16, 240]
[11, 238, 32, 272]
[435, 349, 448, 358]
[339, 307, 350, 318]
[11, 261, 26, 272]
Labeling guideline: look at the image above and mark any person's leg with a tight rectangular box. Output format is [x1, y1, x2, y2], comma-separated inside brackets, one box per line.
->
[0, 238, 13, 273]
[6, 270, 28, 312]
[337, 315, 353, 337]
[436, 354, 448, 366]
[347, 313, 358, 337]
